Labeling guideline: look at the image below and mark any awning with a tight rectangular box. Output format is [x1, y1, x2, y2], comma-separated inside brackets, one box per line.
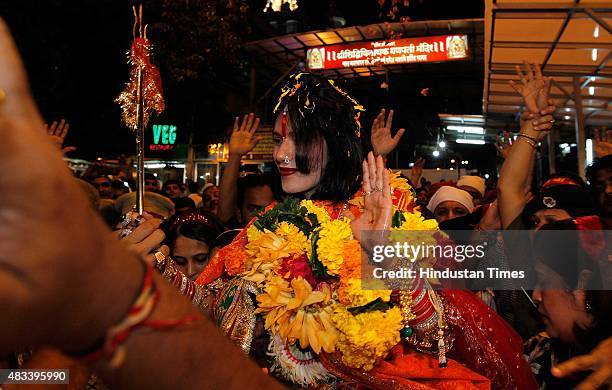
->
[484, 0, 612, 128]
[246, 18, 484, 81]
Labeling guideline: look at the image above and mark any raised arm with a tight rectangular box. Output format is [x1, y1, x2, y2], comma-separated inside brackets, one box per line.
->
[498, 63, 555, 228]
[0, 18, 280, 389]
[217, 113, 261, 224]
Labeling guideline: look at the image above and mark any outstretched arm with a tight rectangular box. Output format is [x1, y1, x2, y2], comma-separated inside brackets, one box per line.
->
[0, 17, 280, 390]
[217, 113, 261, 224]
[498, 63, 555, 228]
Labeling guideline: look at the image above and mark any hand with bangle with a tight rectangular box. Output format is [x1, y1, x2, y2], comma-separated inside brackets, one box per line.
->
[510, 62, 557, 147]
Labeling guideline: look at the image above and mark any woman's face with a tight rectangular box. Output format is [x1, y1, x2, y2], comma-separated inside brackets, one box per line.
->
[532, 262, 592, 345]
[273, 112, 327, 197]
[171, 235, 210, 281]
[433, 201, 469, 223]
[531, 209, 572, 230]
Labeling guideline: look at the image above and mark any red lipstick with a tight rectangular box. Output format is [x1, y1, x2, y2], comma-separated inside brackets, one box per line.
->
[279, 167, 298, 176]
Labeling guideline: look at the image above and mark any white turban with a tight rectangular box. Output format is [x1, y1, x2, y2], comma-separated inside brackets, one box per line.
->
[427, 186, 474, 213]
[457, 175, 486, 198]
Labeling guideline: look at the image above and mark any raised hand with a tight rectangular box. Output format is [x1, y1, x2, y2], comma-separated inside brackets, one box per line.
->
[45, 118, 76, 155]
[229, 113, 261, 157]
[351, 152, 393, 248]
[552, 336, 612, 390]
[594, 127, 612, 158]
[519, 99, 557, 129]
[411, 157, 425, 186]
[496, 131, 514, 159]
[371, 108, 406, 157]
[509, 61, 552, 114]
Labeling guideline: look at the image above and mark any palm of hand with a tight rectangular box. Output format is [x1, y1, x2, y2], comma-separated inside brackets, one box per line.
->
[372, 126, 396, 156]
[519, 78, 547, 114]
[230, 132, 256, 155]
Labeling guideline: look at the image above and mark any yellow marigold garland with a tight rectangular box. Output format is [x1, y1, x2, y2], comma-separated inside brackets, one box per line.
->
[316, 217, 352, 276]
[338, 239, 391, 307]
[332, 305, 403, 370]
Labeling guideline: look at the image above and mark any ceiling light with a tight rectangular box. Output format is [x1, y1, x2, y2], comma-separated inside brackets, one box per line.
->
[594, 25, 600, 39]
[432, 150, 440, 157]
[564, 115, 571, 120]
[456, 139, 485, 145]
[589, 86, 595, 95]
[438, 141, 446, 148]
[446, 125, 485, 135]
[592, 48, 598, 62]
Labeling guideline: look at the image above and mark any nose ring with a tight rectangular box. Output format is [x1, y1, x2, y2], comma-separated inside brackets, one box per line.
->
[283, 155, 290, 165]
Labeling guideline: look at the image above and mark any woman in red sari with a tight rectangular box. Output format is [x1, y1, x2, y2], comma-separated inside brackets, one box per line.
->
[159, 73, 537, 389]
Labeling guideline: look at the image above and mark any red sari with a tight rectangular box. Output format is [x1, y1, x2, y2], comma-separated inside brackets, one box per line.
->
[196, 200, 538, 390]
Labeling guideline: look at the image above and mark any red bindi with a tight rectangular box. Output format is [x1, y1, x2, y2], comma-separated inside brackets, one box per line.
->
[281, 111, 287, 138]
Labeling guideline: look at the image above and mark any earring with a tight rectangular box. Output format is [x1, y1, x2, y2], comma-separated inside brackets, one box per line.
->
[283, 155, 290, 165]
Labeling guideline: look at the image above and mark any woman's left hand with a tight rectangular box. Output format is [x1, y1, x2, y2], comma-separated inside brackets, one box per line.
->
[351, 152, 393, 249]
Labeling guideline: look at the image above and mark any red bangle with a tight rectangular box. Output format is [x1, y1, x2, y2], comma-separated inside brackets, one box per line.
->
[79, 264, 198, 368]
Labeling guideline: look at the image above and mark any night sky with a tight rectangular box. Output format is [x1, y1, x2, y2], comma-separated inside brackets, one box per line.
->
[0, 0, 485, 161]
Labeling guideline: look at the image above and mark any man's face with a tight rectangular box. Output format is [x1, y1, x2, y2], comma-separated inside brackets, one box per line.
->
[433, 201, 470, 223]
[164, 184, 182, 199]
[241, 185, 275, 225]
[92, 177, 112, 199]
[593, 167, 612, 217]
[458, 185, 482, 206]
[203, 186, 220, 211]
[145, 178, 160, 192]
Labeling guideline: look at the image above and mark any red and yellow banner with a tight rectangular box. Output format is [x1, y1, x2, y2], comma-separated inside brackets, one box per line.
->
[306, 35, 469, 70]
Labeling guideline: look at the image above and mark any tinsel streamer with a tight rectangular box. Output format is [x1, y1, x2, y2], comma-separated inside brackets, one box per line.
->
[115, 37, 165, 131]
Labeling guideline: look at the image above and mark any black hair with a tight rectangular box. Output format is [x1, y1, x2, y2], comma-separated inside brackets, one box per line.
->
[111, 179, 130, 191]
[163, 179, 183, 189]
[533, 220, 612, 350]
[172, 197, 196, 210]
[586, 154, 612, 190]
[237, 173, 275, 209]
[165, 210, 226, 248]
[275, 72, 365, 202]
[145, 172, 157, 181]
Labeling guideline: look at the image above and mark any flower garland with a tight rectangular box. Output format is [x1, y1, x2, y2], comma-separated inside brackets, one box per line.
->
[220, 173, 439, 386]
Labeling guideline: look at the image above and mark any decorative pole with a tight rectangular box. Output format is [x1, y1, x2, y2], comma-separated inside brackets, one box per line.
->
[116, 4, 165, 214]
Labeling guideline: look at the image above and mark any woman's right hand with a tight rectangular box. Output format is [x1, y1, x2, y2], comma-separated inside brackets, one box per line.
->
[351, 152, 392, 251]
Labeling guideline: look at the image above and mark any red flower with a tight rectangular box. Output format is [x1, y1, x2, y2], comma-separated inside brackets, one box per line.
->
[279, 253, 317, 287]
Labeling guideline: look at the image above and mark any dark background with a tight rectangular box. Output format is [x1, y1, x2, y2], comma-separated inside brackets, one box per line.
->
[0, 0, 487, 166]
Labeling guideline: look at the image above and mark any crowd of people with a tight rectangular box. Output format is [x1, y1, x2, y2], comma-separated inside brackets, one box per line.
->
[1, 16, 611, 390]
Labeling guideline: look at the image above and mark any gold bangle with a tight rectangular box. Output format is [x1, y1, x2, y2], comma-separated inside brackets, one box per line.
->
[517, 132, 539, 144]
[516, 133, 538, 149]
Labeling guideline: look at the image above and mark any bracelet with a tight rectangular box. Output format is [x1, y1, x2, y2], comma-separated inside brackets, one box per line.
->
[78, 264, 198, 368]
[516, 133, 539, 149]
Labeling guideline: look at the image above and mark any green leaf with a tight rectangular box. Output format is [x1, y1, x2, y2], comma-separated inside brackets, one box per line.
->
[309, 229, 329, 279]
[347, 298, 393, 315]
[392, 210, 406, 228]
